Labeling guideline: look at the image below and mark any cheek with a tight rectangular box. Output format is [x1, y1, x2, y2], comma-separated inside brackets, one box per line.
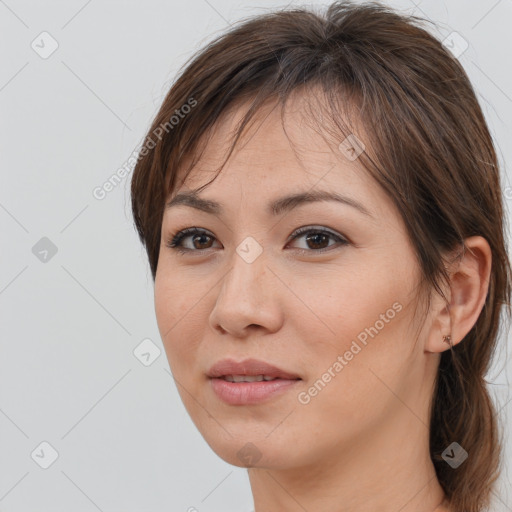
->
[290, 261, 414, 412]
[294, 312, 413, 443]
[154, 273, 204, 373]
[290, 258, 409, 350]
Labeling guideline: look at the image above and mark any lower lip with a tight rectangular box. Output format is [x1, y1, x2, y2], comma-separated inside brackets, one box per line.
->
[210, 377, 300, 405]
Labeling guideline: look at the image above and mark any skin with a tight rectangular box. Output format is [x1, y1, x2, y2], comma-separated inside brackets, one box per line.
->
[154, 90, 492, 512]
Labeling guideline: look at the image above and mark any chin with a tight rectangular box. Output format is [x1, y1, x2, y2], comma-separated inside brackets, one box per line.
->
[198, 428, 304, 470]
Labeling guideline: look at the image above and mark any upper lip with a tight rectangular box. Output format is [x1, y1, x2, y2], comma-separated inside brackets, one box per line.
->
[207, 358, 301, 380]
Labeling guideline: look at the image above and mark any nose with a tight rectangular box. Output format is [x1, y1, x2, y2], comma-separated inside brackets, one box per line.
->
[208, 244, 284, 338]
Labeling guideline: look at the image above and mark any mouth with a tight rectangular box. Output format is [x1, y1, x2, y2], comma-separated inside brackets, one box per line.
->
[207, 357, 301, 380]
[220, 374, 291, 382]
[207, 358, 302, 405]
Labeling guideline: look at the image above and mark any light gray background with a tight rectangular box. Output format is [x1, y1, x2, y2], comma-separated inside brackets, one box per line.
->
[1, 1, 511, 511]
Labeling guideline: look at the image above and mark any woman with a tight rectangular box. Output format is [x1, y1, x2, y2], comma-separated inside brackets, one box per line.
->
[130, 1, 511, 511]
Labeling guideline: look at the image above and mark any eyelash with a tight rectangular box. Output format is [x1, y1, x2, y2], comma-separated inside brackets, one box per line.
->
[165, 226, 349, 256]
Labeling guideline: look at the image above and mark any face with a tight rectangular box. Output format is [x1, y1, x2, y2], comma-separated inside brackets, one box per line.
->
[155, 92, 434, 471]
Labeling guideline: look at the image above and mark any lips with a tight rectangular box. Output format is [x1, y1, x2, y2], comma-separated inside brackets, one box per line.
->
[207, 358, 302, 405]
[207, 358, 301, 380]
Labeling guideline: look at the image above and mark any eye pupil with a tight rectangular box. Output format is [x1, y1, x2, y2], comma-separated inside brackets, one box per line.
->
[193, 234, 212, 249]
[306, 233, 329, 249]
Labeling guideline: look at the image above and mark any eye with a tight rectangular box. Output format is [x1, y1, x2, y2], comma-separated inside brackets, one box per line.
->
[165, 225, 349, 255]
[287, 226, 348, 254]
[165, 227, 219, 254]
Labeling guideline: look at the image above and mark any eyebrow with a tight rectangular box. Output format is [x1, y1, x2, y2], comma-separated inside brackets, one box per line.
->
[165, 189, 373, 218]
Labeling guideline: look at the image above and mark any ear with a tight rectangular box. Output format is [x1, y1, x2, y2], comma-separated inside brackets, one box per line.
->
[425, 236, 492, 354]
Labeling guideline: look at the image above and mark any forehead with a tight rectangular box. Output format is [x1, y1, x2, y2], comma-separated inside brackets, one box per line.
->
[164, 91, 406, 235]
[173, 90, 371, 194]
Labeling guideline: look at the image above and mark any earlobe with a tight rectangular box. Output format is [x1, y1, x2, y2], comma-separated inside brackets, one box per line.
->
[441, 334, 453, 348]
[425, 236, 492, 354]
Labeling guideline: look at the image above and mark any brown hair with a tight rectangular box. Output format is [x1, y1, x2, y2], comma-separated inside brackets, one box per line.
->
[130, 1, 512, 510]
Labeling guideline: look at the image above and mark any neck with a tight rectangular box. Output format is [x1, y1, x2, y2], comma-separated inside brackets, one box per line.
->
[247, 407, 446, 512]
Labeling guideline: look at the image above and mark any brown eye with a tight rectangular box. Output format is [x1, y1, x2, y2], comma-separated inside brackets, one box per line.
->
[288, 226, 348, 254]
[304, 232, 330, 250]
[166, 225, 348, 255]
[166, 228, 220, 253]
[190, 233, 214, 249]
